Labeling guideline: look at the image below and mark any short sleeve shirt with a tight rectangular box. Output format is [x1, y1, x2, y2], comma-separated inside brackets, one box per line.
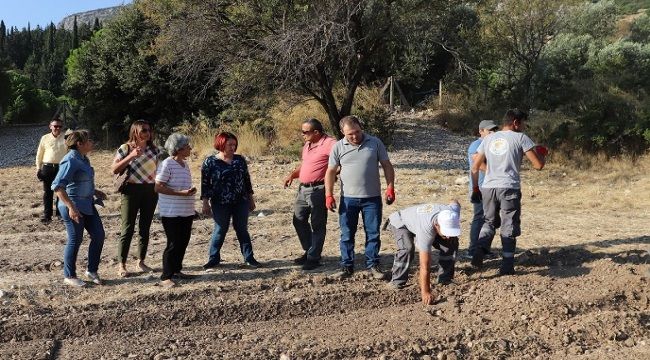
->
[477, 131, 535, 189]
[156, 158, 195, 217]
[115, 144, 161, 184]
[328, 134, 389, 198]
[388, 203, 460, 252]
[299, 135, 336, 183]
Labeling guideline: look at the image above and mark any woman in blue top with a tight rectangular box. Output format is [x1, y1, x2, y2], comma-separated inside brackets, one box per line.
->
[201, 132, 260, 270]
[52, 130, 107, 287]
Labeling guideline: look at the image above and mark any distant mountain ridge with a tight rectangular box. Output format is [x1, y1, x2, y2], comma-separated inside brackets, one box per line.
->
[57, 6, 126, 30]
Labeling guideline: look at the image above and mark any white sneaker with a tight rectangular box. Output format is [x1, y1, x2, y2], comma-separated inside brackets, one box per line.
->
[64, 277, 86, 287]
[85, 271, 103, 285]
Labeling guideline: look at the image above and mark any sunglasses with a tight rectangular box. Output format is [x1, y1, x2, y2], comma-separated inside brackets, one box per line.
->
[52, 125, 62, 129]
[301, 130, 314, 135]
[141, 128, 151, 133]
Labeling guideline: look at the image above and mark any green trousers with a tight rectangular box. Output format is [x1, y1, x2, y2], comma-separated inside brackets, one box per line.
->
[117, 183, 158, 264]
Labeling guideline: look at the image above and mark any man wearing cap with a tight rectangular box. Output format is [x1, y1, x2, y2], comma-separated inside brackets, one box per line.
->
[284, 118, 337, 270]
[470, 108, 547, 275]
[464, 120, 499, 259]
[386, 201, 461, 305]
[35, 118, 67, 224]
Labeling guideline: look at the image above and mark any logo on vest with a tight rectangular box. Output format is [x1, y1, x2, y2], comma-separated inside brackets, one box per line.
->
[489, 138, 509, 156]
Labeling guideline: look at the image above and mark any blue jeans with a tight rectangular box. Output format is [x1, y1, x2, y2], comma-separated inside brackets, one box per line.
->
[207, 200, 254, 264]
[59, 204, 105, 278]
[339, 196, 382, 268]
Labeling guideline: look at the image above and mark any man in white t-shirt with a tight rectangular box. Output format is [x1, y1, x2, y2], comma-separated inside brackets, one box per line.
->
[386, 201, 461, 305]
[470, 109, 547, 275]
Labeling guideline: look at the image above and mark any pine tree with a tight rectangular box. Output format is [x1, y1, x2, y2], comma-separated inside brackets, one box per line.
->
[47, 22, 55, 53]
[0, 21, 6, 52]
[72, 16, 79, 48]
[93, 17, 101, 32]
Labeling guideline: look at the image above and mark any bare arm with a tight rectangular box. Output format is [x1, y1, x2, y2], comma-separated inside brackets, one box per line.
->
[111, 145, 143, 174]
[525, 150, 545, 170]
[284, 165, 301, 187]
[419, 250, 433, 305]
[471, 152, 486, 189]
[379, 160, 395, 189]
[471, 153, 487, 171]
[324, 166, 339, 197]
[154, 181, 196, 196]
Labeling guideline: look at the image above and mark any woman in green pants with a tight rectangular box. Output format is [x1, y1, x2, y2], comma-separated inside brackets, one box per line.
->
[111, 120, 161, 277]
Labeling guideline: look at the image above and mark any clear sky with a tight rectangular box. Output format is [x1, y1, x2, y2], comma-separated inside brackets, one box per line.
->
[1, 0, 133, 30]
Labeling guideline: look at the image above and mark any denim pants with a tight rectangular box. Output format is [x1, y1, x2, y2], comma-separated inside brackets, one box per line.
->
[292, 185, 327, 261]
[161, 216, 194, 280]
[478, 188, 522, 259]
[339, 196, 382, 268]
[207, 200, 255, 264]
[59, 204, 105, 278]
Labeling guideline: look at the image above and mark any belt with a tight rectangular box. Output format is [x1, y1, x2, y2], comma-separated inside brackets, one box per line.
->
[42, 163, 59, 167]
[300, 180, 324, 188]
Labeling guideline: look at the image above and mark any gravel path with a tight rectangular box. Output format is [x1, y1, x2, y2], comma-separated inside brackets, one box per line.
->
[0, 125, 47, 169]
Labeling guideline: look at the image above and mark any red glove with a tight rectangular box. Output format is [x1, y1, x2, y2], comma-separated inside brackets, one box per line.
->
[385, 187, 395, 205]
[326, 195, 336, 212]
[535, 145, 549, 157]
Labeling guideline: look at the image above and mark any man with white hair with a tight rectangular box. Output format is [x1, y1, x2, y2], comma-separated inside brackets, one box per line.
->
[386, 201, 461, 305]
[35, 118, 67, 223]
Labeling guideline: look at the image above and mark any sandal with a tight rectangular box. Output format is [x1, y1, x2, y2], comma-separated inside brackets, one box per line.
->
[159, 279, 177, 288]
[117, 265, 129, 278]
[137, 262, 153, 273]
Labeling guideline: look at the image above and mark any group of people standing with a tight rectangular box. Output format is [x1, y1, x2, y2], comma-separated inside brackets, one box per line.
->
[36, 108, 546, 302]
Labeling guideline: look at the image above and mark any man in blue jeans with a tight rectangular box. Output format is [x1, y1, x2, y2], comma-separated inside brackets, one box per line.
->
[463, 120, 498, 259]
[325, 115, 395, 279]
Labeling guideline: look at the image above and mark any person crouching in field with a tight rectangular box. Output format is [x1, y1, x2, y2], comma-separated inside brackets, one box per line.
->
[386, 201, 461, 305]
[155, 133, 197, 288]
[52, 130, 107, 287]
[201, 132, 261, 270]
[470, 109, 547, 275]
[111, 120, 161, 277]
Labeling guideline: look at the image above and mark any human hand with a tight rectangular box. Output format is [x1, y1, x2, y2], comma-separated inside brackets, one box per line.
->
[129, 146, 143, 159]
[184, 187, 197, 196]
[202, 202, 212, 217]
[68, 206, 82, 223]
[470, 186, 482, 204]
[421, 291, 434, 305]
[385, 186, 395, 205]
[283, 175, 293, 188]
[326, 195, 336, 212]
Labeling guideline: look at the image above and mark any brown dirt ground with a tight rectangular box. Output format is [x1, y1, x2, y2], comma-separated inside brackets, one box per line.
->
[0, 115, 649, 359]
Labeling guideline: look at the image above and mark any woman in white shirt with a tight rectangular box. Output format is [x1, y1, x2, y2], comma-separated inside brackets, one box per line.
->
[155, 133, 197, 288]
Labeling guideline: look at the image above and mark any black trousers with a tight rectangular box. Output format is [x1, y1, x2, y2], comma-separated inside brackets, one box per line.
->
[40, 164, 60, 219]
[161, 216, 194, 280]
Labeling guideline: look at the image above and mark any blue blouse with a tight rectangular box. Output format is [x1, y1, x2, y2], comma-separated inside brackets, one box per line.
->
[201, 154, 253, 205]
[51, 150, 96, 215]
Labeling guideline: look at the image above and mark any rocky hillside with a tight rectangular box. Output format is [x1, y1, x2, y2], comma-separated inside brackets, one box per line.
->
[57, 6, 125, 31]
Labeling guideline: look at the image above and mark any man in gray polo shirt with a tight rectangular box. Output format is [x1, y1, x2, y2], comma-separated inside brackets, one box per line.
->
[325, 115, 395, 279]
[387, 201, 461, 305]
[470, 108, 546, 275]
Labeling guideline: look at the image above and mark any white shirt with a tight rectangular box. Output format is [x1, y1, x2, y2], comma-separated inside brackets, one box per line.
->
[156, 158, 195, 217]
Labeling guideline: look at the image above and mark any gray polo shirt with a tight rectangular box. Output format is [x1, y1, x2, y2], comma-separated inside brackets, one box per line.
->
[477, 130, 535, 189]
[389, 203, 460, 252]
[328, 133, 389, 198]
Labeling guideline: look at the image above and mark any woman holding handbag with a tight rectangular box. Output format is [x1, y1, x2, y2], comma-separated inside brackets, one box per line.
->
[111, 120, 161, 277]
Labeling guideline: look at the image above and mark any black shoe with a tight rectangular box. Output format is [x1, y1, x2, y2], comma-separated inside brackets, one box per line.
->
[302, 259, 321, 271]
[202, 261, 220, 270]
[498, 268, 515, 276]
[40, 217, 51, 224]
[294, 254, 307, 265]
[246, 258, 262, 268]
[330, 266, 354, 279]
[471, 252, 484, 269]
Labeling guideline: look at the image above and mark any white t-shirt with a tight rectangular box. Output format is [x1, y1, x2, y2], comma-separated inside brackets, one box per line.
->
[156, 158, 195, 217]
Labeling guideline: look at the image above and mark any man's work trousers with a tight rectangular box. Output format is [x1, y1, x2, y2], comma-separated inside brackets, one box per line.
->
[292, 184, 327, 261]
[478, 187, 521, 271]
[41, 164, 60, 220]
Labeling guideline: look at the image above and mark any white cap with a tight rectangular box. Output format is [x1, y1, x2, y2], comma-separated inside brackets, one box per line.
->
[437, 210, 461, 237]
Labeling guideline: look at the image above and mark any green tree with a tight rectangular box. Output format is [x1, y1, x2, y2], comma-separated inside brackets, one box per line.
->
[72, 16, 79, 49]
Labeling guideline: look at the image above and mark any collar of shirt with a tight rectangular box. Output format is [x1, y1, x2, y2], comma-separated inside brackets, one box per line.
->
[341, 134, 367, 147]
[307, 135, 329, 150]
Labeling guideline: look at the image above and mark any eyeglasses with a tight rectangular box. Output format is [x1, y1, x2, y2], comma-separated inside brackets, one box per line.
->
[52, 125, 62, 129]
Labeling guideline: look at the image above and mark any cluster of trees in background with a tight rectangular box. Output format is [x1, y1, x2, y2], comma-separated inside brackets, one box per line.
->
[1, 0, 649, 156]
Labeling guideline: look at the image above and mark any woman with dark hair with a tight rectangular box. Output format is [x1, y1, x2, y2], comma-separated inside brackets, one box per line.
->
[52, 130, 106, 287]
[111, 120, 161, 277]
[201, 132, 260, 270]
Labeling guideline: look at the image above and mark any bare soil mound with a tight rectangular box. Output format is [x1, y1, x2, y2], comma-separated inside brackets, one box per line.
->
[0, 113, 648, 359]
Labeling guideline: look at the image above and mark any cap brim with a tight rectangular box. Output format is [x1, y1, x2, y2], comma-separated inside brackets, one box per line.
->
[440, 226, 461, 237]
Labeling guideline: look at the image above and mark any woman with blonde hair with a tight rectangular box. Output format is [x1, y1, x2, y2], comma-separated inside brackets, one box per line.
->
[111, 120, 161, 277]
[52, 130, 107, 287]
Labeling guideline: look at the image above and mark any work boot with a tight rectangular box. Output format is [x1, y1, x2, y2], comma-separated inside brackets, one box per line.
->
[330, 266, 354, 279]
[499, 257, 515, 276]
[471, 251, 484, 269]
[302, 259, 321, 271]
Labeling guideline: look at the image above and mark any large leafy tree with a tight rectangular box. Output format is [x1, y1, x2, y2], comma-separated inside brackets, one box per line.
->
[143, 0, 467, 137]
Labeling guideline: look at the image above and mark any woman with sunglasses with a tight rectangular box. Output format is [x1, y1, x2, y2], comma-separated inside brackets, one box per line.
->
[111, 120, 161, 277]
